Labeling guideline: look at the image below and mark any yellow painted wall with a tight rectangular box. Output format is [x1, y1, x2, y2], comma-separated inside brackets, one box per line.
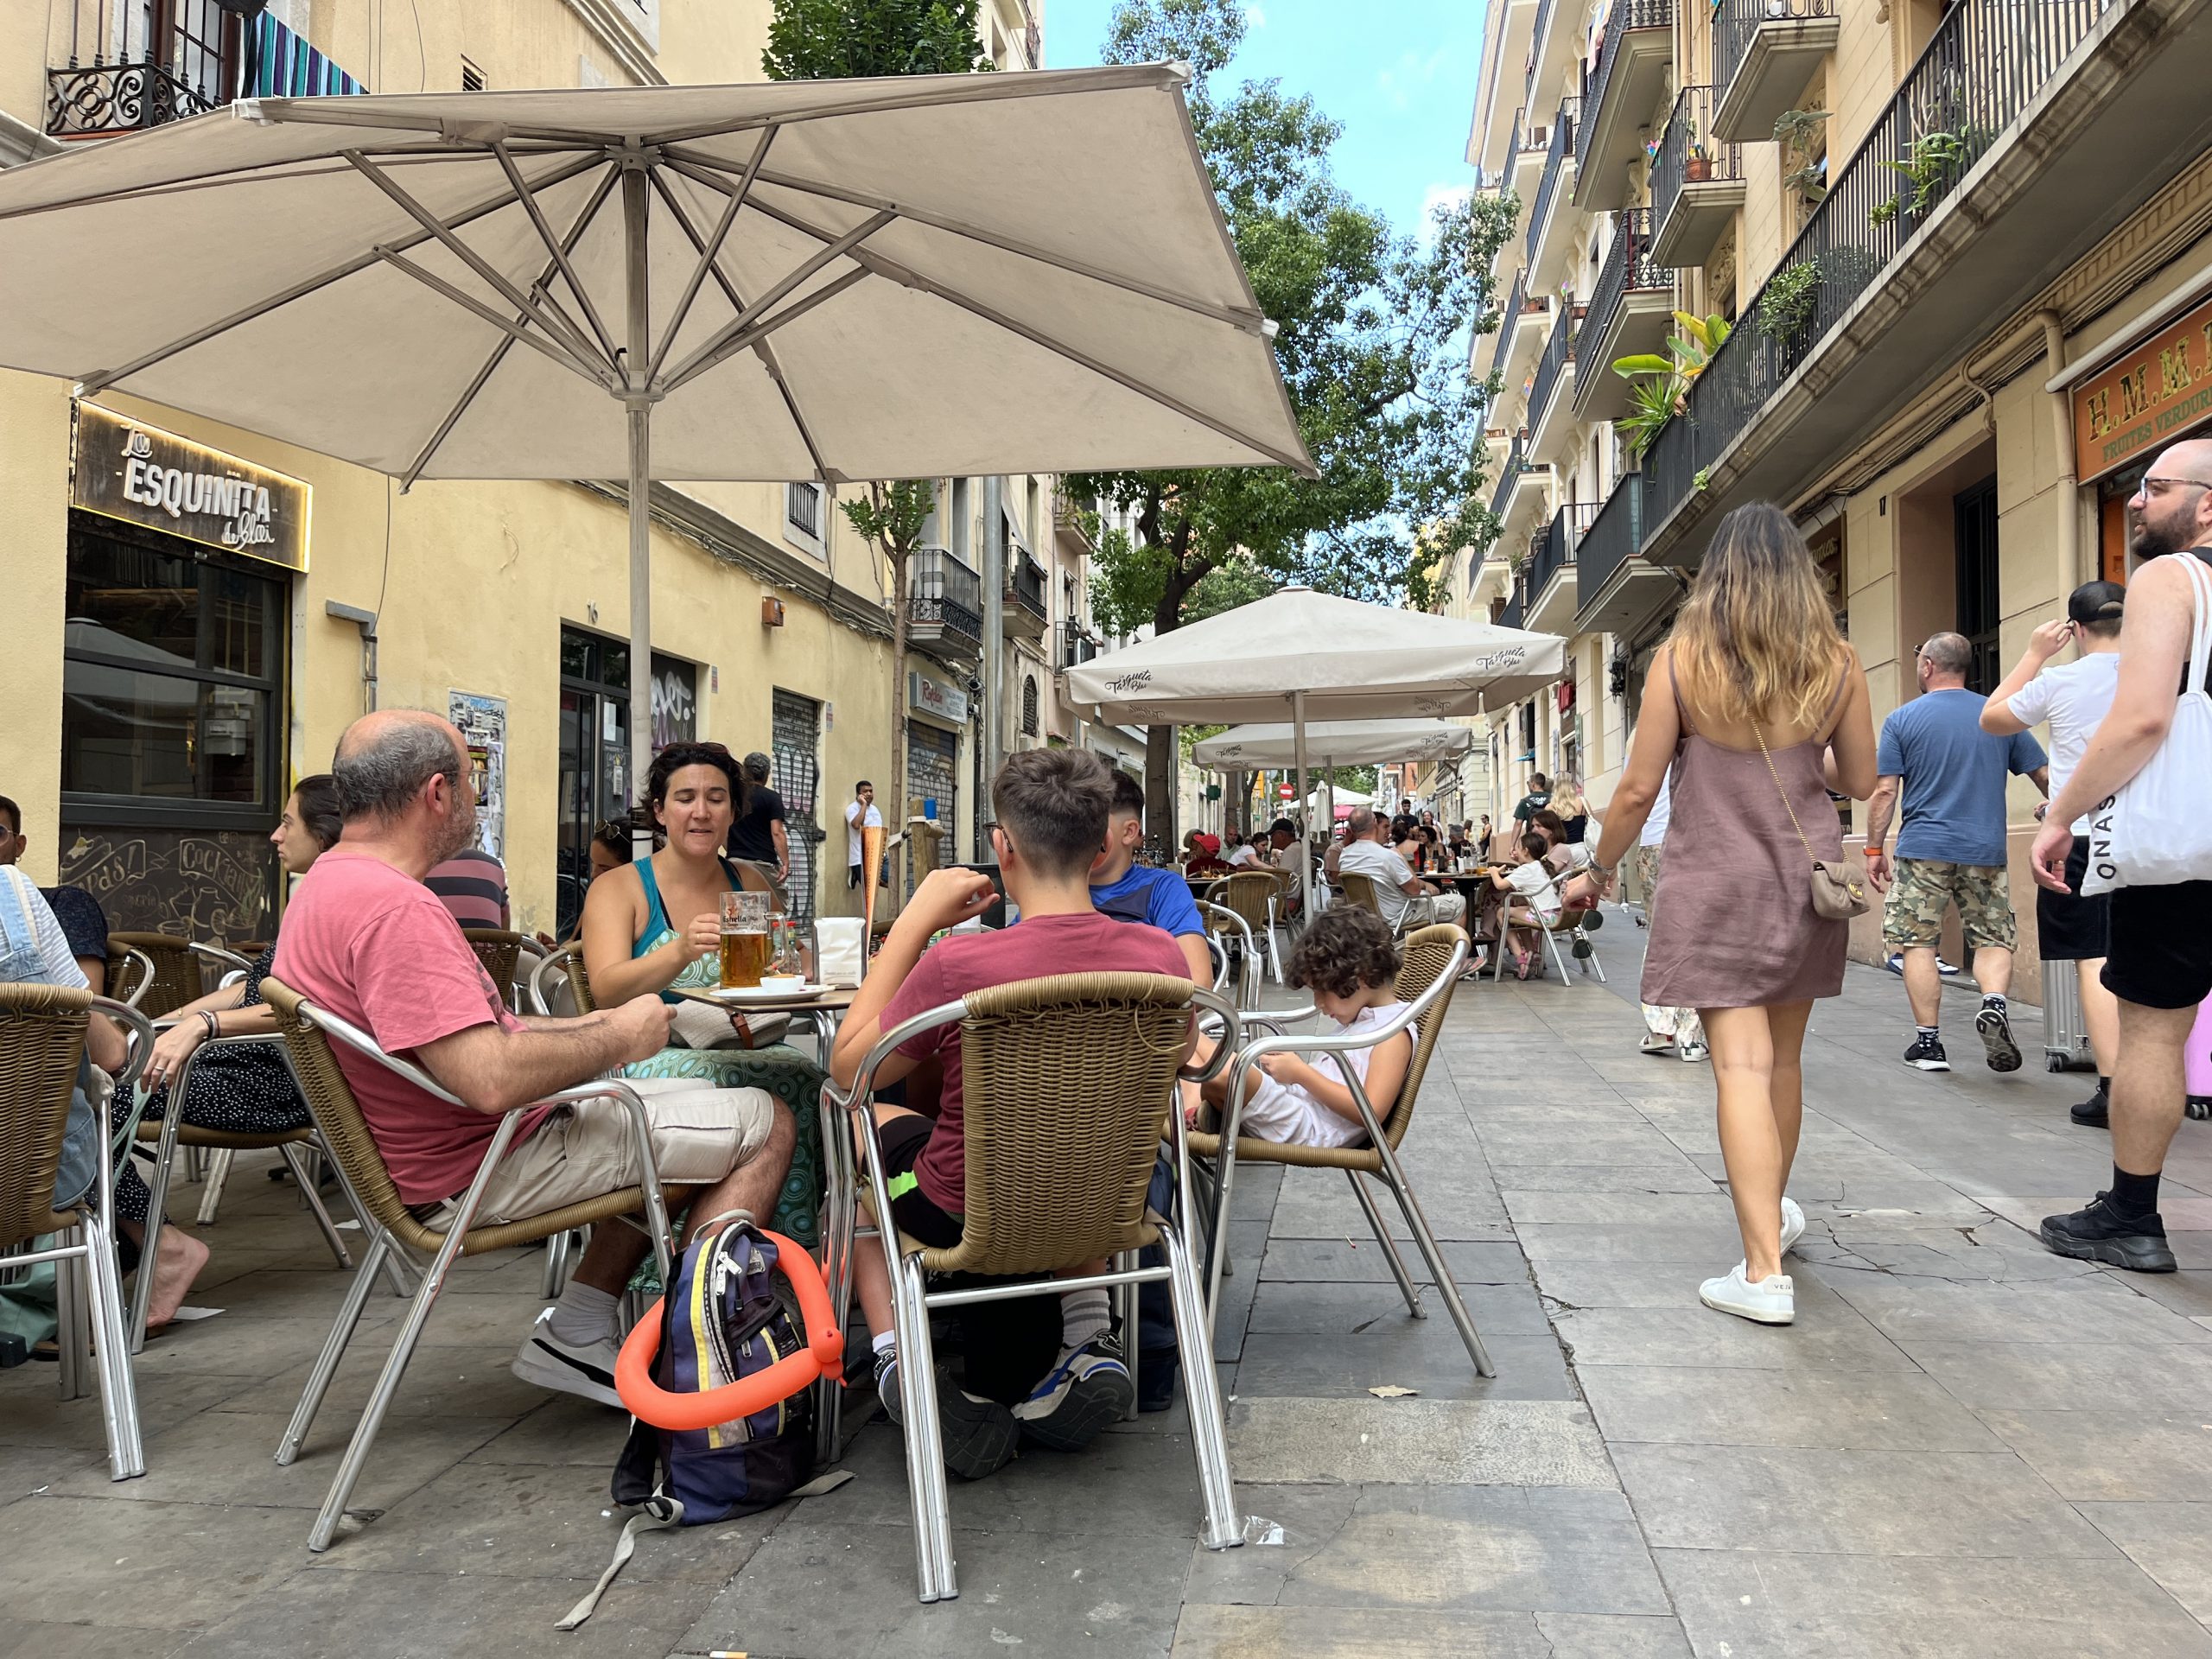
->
[0, 372, 73, 881]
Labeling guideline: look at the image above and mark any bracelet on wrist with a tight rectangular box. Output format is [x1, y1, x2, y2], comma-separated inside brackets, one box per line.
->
[200, 1010, 219, 1041]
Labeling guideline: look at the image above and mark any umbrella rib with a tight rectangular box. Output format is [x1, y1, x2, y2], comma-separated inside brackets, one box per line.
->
[374, 245, 614, 391]
[490, 141, 620, 366]
[343, 149, 610, 374]
[645, 168, 835, 484]
[73, 151, 604, 397]
[718, 185, 1313, 474]
[658, 267, 872, 397]
[399, 162, 624, 491]
[656, 208, 892, 394]
[662, 146, 1266, 335]
[646, 128, 774, 384]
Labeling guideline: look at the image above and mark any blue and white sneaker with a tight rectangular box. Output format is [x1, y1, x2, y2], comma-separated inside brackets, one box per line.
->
[1014, 1334, 1135, 1452]
[1885, 952, 1962, 977]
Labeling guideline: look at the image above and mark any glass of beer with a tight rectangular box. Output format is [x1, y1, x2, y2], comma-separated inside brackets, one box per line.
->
[719, 891, 772, 988]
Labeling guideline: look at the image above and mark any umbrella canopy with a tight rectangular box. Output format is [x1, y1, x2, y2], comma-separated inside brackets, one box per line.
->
[1064, 587, 1566, 724]
[1194, 719, 1472, 771]
[0, 69, 1310, 854]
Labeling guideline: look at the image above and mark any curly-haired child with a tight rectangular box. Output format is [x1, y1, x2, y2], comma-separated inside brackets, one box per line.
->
[1190, 906, 1414, 1148]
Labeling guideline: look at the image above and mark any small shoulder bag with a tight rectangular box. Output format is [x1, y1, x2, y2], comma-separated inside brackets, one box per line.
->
[1755, 727, 1870, 921]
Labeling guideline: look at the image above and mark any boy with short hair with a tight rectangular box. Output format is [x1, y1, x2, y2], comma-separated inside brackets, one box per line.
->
[830, 749, 1191, 1478]
[1090, 768, 1215, 984]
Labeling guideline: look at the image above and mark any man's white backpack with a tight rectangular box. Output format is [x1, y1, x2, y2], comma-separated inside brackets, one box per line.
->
[2082, 552, 2212, 895]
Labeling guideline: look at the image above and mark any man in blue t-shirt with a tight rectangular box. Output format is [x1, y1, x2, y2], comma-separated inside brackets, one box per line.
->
[1865, 632, 2049, 1076]
[1089, 768, 1214, 986]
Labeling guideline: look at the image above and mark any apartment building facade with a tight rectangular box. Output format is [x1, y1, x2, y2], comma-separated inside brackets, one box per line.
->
[1461, 0, 2212, 984]
[0, 0, 1064, 938]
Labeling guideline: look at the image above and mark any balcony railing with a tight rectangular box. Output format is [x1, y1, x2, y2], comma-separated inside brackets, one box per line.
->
[910, 548, 983, 646]
[1576, 474, 1643, 601]
[1640, 0, 2114, 554]
[1650, 86, 1743, 253]
[1488, 268, 1531, 382]
[1007, 552, 1047, 620]
[1585, 208, 1667, 360]
[1523, 99, 1579, 270]
[1578, 0, 1674, 175]
[1713, 0, 1835, 114]
[1490, 430, 1531, 518]
[1498, 575, 1528, 632]
[1525, 0, 1558, 103]
[46, 3, 364, 139]
[1529, 502, 1599, 601]
[1056, 621, 1099, 671]
[1527, 305, 1576, 434]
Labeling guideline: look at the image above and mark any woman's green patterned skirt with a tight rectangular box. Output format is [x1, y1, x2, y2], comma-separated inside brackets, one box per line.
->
[620, 1041, 823, 1248]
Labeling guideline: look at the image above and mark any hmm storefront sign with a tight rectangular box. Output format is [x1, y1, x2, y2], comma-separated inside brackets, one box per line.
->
[73, 404, 310, 572]
[2075, 296, 2212, 483]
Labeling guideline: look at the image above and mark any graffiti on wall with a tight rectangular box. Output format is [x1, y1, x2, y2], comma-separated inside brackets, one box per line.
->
[59, 826, 276, 944]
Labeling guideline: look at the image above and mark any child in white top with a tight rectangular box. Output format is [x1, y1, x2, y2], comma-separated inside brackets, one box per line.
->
[1190, 906, 1414, 1149]
[1489, 832, 1562, 978]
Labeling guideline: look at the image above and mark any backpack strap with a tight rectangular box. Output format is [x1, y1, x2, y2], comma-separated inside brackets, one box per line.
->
[555, 1500, 684, 1631]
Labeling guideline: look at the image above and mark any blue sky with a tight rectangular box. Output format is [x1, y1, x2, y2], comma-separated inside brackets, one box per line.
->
[1043, 0, 1485, 242]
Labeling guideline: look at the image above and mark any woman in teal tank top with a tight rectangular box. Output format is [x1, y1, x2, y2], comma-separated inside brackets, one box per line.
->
[579, 742, 822, 1245]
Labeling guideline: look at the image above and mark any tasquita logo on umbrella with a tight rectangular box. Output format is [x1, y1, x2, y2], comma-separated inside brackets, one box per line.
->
[1107, 670, 1154, 695]
[1216, 744, 1245, 758]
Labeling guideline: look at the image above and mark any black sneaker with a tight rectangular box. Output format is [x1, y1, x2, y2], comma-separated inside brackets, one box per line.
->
[932, 1366, 1021, 1479]
[1976, 1002, 2023, 1072]
[1013, 1333, 1135, 1452]
[873, 1346, 904, 1426]
[1903, 1033, 1950, 1071]
[2039, 1194, 2177, 1273]
[2070, 1081, 2110, 1128]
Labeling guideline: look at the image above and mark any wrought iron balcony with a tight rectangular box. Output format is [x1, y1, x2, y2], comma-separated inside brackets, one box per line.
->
[1529, 502, 1597, 605]
[1649, 86, 1746, 269]
[1488, 268, 1529, 382]
[1498, 573, 1528, 632]
[1490, 430, 1531, 518]
[1526, 306, 1577, 454]
[909, 548, 984, 655]
[47, 57, 219, 139]
[1005, 551, 1048, 636]
[1055, 621, 1099, 671]
[47, 3, 365, 141]
[1712, 0, 1840, 143]
[1575, 474, 1643, 607]
[1575, 0, 1674, 211]
[1522, 99, 1579, 275]
[1577, 209, 1674, 421]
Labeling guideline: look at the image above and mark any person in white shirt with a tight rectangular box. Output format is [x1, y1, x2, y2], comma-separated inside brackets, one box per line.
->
[1337, 806, 1465, 932]
[845, 780, 884, 890]
[1224, 830, 1262, 868]
[1982, 582, 2126, 1124]
[1485, 833, 1564, 978]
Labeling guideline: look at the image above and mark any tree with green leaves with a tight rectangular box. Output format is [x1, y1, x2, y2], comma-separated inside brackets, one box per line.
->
[764, 0, 988, 841]
[1067, 0, 1516, 836]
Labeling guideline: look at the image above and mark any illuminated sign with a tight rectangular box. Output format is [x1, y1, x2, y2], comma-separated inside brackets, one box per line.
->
[2075, 296, 2212, 482]
[73, 404, 309, 572]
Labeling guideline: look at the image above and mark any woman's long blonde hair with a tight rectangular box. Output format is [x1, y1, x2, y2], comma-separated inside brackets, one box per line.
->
[1668, 503, 1846, 729]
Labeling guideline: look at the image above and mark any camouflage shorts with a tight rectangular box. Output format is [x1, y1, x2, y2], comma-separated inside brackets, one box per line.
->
[1883, 858, 2017, 951]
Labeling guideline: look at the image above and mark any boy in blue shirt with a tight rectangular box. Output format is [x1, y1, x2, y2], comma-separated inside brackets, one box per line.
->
[1089, 768, 1216, 985]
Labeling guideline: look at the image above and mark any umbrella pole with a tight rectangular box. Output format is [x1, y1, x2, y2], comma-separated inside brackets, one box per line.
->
[1292, 691, 1312, 922]
[623, 168, 656, 868]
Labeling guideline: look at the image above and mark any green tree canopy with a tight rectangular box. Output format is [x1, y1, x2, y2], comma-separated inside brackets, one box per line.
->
[762, 0, 993, 79]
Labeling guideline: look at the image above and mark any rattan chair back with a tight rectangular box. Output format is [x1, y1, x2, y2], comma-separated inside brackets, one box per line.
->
[537, 940, 596, 1014]
[461, 929, 524, 1002]
[105, 932, 203, 1015]
[1384, 924, 1464, 1152]
[922, 972, 1193, 1277]
[0, 982, 91, 1246]
[1336, 871, 1386, 919]
[1211, 870, 1277, 932]
[261, 976, 646, 1258]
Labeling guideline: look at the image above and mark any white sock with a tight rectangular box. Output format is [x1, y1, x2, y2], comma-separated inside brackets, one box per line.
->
[872, 1330, 897, 1358]
[1061, 1287, 1109, 1351]
[545, 1283, 618, 1348]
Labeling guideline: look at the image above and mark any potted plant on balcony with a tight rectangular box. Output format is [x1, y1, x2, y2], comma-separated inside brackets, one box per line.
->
[1683, 136, 1715, 183]
[1612, 310, 1732, 460]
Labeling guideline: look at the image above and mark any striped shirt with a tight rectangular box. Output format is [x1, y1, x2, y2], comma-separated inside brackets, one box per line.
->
[424, 848, 510, 931]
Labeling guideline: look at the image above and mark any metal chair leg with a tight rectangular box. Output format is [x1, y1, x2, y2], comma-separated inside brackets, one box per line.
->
[194, 1147, 235, 1225]
[888, 1247, 957, 1602]
[1373, 1146, 1494, 1378]
[1113, 1250, 1141, 1422]
[81, 1211, 144, 1479]
[1203, 1135, 1242, 1324]
[1345, 1170, 1424, 1319]
[280, 1142, 354, 1271]
[1160, 1223, 1242, 1550]
[55, 1226, 88, 1402]
[540, 1227, 573, 1300]
[277, 1231, 390, 1466]
[308, 1218, 470, 1552]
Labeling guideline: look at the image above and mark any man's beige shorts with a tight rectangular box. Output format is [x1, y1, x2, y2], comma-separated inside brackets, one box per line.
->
[435, 1077, 778, 1227]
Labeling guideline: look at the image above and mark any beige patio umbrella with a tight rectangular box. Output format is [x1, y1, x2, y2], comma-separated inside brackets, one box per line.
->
[1195, 717, 1471, 830]
[0, 69, 1311, 854]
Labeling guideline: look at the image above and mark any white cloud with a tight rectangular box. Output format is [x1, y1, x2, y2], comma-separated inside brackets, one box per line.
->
[1243, 3, 1267, 25]
[1418, 181, 1473, 245]
[1376, 46, 1452, 112]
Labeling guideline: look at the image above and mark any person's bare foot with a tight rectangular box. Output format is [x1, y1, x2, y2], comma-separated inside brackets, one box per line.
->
[144, 1227, 211, 1329]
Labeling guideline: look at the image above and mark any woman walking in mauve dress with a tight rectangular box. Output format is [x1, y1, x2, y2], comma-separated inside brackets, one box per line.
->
[1567, 505, 1878, 1325]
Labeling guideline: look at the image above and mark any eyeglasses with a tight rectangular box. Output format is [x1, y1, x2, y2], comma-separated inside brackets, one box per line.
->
[2136, 476, 2212, 498]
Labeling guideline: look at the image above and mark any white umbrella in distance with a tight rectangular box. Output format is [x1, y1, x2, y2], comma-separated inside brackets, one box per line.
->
[0, 68, 1311, 851]
[1066, 587, 1564, 912]
[1199, 719, 1471, 836]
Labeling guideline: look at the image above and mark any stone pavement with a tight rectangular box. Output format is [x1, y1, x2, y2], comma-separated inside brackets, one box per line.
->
[9, 925, 2212, 1657]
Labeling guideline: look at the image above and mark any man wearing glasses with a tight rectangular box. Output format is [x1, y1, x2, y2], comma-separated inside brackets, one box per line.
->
[2033, 441, 2212, 1273]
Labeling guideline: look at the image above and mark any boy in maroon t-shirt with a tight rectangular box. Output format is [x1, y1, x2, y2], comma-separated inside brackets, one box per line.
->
[831, 749, 1189, 1479]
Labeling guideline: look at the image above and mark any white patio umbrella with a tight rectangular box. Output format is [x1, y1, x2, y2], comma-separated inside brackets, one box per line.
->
[0, 68, 1311, 853]
[1193, 718, 1473, 772]
[1065, 587, 1564, 914]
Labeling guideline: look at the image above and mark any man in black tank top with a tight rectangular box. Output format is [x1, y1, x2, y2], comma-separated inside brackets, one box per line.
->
[2032, 439, 2212, 1274]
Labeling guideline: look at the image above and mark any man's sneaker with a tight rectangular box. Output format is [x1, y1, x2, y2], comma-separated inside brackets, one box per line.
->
[1885, 952, 1962, 976]
[2070, 1081, 2110, 1128]
[1976, 1003, 2023, 1072]
[1013, 1334, 1135, 1452]
[512, 1307, 622, 1408]
[1699, 1264, 1795, 1325]
[2039, 1194, 2177, 1273]
[1780, 1196, 1807, 1255]
[874, 1346, 905, 1426]
[1903, 1033, 1950, 1071]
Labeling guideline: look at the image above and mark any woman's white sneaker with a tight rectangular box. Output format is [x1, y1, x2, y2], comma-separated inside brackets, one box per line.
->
[1699, 1264, 1796, 1325]
[1780, 1196, 1806, 1255]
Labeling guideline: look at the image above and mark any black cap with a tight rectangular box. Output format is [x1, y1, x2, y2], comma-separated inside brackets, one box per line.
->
[2068, 582, 2126, 627]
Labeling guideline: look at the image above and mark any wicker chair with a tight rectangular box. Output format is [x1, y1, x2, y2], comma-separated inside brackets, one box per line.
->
[0, 983, 153, 1479]
[105, 933, 207, 1016]
[461, 929, 527, 1008]
[260, 976, 679, 1553]
[529, 938, 595, 1015]
[1334, 870, 1408, 939]
[1488, 868, 1605, 985]
[827, 974, 1244, 1604]
[1186, 924, 1494, 1378]
[1205, 870, 1286, 986]
[1194, 899, 1262, 1011]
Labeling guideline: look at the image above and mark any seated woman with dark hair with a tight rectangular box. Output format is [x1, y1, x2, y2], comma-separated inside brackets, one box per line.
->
[118, 774, 347, 1326]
